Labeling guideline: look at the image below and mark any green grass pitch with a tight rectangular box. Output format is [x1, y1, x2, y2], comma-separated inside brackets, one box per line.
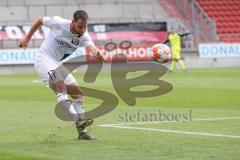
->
[0, 68, 239, 160]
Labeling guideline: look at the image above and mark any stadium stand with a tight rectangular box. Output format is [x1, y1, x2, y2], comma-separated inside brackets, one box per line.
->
[164, 0, 217, 47]
[0, 6, 27, 21]
[0, 0, 169, 23]
[197, 0, 240, 43]
[1, 0, 240, 74]
[2, 0, 239, 45]
[0, 0, 171, 49]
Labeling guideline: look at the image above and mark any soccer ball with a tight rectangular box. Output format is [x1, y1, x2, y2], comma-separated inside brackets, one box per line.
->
[151, 43, 172, 63]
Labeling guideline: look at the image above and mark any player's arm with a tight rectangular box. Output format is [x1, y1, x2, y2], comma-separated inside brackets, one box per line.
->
[19, 17, 43, 48]
[86, 44, 106, 62]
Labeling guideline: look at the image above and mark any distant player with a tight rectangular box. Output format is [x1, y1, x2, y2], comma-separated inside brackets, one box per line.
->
[19, 10, 105, 140]
[168, 28, 186, 72]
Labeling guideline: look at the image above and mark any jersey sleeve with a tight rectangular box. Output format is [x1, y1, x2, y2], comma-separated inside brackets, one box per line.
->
[42, 16, 65, 28]
[81, 31, 94, 47]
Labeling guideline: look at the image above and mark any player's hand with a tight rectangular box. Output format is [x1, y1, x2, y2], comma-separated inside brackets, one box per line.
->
[96, 50, 106, 62]
[18, 38, 29, 49]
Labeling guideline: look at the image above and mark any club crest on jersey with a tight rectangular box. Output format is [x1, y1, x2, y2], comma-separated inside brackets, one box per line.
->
[71, 36, 80, 45]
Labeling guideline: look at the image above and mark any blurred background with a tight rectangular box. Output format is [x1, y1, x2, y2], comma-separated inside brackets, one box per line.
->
[0, 0, 240, 73]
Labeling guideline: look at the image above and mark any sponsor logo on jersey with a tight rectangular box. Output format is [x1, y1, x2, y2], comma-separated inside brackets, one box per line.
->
[55, 39, 77, 52]
[71, 36, 80, 45]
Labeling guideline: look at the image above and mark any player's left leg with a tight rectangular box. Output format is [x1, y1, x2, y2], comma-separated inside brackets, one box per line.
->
[65, 77, 96, 140]
[175, 49, 186, 71]
[178, 60, 186, 70]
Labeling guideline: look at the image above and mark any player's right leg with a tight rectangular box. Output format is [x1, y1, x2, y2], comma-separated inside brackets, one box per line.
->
[50, 79, 95, 140]
[170, 49, 178, 72]
[175, 49, 186, 71]
[34, 52, 77, 120]
[50, 80, 77, 120]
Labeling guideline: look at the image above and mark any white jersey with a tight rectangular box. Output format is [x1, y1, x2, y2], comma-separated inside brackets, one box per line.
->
[39, 16, 94, 61]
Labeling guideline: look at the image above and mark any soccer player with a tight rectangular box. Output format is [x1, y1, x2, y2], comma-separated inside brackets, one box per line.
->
[19, 10, 105, 140]
[168, 28, 186, 72]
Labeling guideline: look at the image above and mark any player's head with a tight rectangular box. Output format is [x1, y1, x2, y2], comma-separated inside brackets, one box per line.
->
[72, 10, 88, 36]
[170, 27, 176, 34]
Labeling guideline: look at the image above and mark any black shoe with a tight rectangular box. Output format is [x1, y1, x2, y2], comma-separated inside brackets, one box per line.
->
[76, 118, 94, 132]
[78, 131, 96, 140]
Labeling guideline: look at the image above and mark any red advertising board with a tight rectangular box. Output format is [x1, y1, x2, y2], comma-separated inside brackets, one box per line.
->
[86, 45, 154, 62]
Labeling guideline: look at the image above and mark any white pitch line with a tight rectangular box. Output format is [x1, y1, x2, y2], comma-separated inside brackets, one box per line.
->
[99, 125, 240, 139]
[194, 117, 240, 121]
[100, 116, 240, 126]
[99, 120, 175, 126]
[98, 116, 240, 139]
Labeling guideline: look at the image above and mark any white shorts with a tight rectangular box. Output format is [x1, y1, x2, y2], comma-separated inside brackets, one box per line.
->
[34, 51, 77, 86]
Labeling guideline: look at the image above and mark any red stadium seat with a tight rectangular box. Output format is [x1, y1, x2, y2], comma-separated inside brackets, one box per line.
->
[232, 27, 239, 33]
[236, 16, 240, 21]
[232, 5, 239, 11]
[197, 0, 240, 42]
[216, 27, 221, 33]
[235, 22, 240, 27]
[207, 11, 213, 16]
[214, 5, 221, 11]
[225, 16, 231, 22]
[228, 22, 235, 27]
[235, 1, 240, 5]
[217, 16, 224, 22]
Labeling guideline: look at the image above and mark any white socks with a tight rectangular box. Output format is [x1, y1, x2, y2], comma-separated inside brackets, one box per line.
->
[57, 92, 68, 102]
[72, 98, 85, 120]
[57, 92, 84, 121]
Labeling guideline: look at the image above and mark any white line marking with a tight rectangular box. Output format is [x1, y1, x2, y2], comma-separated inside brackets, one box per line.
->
[32, 79, 43, 84]
[100, 116, 240, 126]
[194, 117, 240, 121]
[99, 120, 175, 126]
[98, 117, 240, 139]
[99, 125, 240, 139]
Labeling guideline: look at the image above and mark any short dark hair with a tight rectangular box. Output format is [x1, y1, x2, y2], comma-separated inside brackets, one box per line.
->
[73, 10, 88, 21]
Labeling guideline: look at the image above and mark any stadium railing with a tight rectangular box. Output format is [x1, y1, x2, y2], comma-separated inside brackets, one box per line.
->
[172, 0, 217, 45]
